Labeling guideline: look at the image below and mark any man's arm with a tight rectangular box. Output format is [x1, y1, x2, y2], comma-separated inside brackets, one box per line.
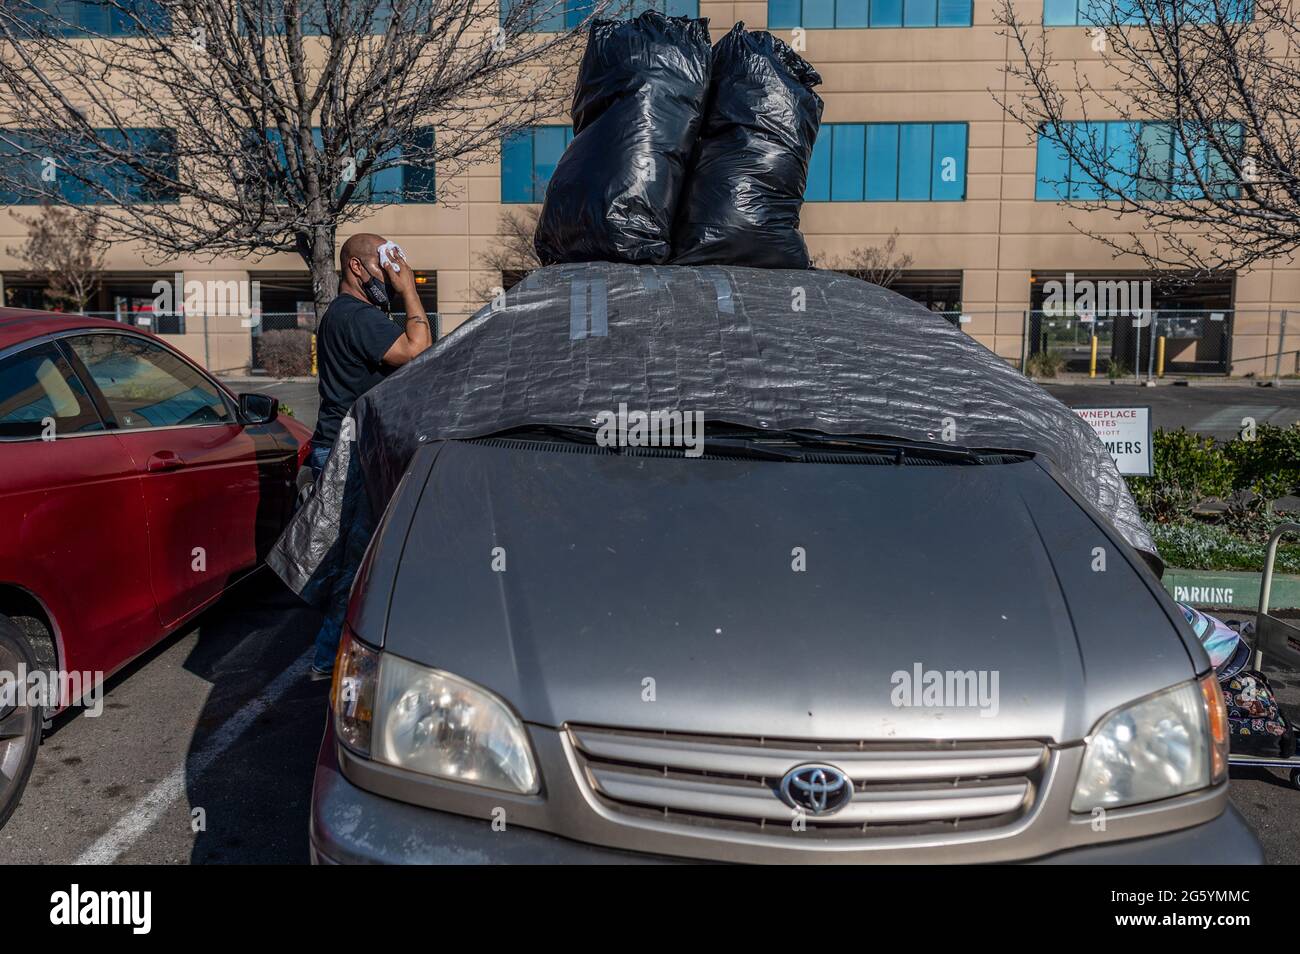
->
[381, 251, 433, 367]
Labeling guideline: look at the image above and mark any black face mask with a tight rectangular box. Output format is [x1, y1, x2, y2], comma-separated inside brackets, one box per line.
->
[361, 274, 393, 311]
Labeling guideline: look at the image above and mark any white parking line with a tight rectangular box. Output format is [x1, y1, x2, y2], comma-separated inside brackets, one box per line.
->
[74, 648, 314, 865]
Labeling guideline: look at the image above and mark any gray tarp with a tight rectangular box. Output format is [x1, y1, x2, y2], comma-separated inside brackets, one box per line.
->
[268, 263, 1158, 618]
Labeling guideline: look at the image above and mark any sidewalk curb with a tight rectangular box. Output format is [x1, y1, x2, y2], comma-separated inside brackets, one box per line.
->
[1163, 567, 1300, 611]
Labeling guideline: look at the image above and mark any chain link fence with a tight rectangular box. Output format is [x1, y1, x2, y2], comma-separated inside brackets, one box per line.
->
[1023, 309, 1248, 379]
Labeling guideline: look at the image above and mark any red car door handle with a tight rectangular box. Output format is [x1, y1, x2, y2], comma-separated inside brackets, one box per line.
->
[146, 451, 186, 473]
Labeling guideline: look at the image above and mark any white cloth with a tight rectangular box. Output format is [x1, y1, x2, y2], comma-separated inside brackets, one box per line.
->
[378, 240, 405, 272]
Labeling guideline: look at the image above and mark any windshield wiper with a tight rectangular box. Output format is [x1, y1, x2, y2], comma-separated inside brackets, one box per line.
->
[491, 423, 804, 460]
[493, 422, 1018, 465]
[705, 426, 986, 464]
[781, 432, 985, 464]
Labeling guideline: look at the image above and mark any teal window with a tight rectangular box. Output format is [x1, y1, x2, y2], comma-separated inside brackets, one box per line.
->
[251, 128, 435, 204]
[502, 0, 698, 32]
[1043, 0, 1252, 26]
[769, 0, 970, 27]
[13, 0, 168, 36]
[240, 0, 435, 35]
[364, 129, 437, 203]
[805, 123, 968, 201]
[501, 126, 574, 203]
[1034, 120, 1244, 201]
[0, 128, 177, 205]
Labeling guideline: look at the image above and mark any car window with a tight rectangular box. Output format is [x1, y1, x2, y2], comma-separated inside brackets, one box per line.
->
[0, 342, 104, 439]
[66, 333, 232, 430]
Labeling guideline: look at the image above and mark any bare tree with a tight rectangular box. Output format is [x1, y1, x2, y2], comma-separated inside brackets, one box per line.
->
[995, 0, 1300, 274]
[0, 0, 601, 315]
[6, 203, 107, 312]
[815, 229, 915, 287]
[472, 204, 540, 301]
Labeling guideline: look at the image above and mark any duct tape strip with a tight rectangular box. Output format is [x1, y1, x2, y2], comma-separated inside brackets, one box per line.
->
[569, 275, 609, 340]
[704, 269, 734, 314]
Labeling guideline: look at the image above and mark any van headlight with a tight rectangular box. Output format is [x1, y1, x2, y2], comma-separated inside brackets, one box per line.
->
[331, 629, 538, 795]
[1072, 674, 1228, 812]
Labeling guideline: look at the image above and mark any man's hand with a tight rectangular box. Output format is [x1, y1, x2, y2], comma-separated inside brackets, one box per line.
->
[380, 248, 433, 368]
[381, 248, 417, 296]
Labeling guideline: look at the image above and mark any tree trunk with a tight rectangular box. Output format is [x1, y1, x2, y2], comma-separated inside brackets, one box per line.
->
[298, 225, 338, 322]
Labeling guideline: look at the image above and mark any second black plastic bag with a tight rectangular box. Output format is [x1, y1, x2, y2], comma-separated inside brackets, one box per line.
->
[671, 24, 823, 268]
[534, 12, 712, 267]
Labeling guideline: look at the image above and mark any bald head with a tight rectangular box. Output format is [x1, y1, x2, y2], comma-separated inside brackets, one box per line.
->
[338, 232, 388, 303]
[340, 232, 386, 273]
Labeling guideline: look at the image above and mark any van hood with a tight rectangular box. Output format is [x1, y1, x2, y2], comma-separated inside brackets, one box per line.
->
[379, 440, 1200, 745]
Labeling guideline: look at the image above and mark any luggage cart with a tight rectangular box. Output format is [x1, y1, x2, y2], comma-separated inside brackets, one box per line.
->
[1231, 522, 1300, 788]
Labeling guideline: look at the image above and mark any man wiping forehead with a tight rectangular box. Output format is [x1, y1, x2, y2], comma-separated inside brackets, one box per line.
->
[306, 232, 433, 678]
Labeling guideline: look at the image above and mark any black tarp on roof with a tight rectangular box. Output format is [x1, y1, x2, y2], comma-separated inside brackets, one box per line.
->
[268, 264, 1158, 619]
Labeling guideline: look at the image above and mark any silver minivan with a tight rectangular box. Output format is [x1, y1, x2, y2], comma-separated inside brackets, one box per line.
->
[307, 426, 1261, 863]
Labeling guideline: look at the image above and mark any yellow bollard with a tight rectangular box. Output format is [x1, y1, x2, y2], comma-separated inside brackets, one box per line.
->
[1156, 335, 1166, 378]
[1089, 335, 1098, 378]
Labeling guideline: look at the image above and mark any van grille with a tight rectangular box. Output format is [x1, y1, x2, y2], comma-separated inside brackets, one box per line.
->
[569, 726, 1045, 838]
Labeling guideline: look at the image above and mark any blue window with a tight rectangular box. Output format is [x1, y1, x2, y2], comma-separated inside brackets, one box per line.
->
[1043, 0, 1251, 25]
[249, 128, 435, 204]
[13, 0, 169, 36]
[503, 0, 699, 31]
[1034, 120, 1244, 201]
[930, 123, 968, 200]
[805, 123, 967, 201]
[864, 125, 899, 199]
[501, 126, 575, 202]
[239, 0, 435, 35]
[0, 129, 177, 206]
[769, 0, 969, 27]
[897, 124, 932, 199]
[830, 125, 866, 200]
[361, 130, 437, 204]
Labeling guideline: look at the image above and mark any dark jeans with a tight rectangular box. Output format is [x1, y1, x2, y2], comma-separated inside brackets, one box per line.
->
[308, 444, 342, 672]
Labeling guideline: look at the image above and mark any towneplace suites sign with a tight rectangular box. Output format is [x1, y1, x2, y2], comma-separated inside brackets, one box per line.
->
[1073, 407, 1152, 477]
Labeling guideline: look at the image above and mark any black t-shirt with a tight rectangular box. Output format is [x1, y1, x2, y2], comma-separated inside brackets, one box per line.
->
[311, 294, 404, 447]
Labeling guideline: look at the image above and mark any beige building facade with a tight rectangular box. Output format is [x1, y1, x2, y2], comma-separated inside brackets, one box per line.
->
[1, 0, 1294, 377]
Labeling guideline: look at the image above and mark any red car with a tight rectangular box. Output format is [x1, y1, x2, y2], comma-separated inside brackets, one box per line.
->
[0, 309, 313, 828]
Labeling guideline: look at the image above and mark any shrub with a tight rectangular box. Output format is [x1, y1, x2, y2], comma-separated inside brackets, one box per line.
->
[1128, 428, 1235, 523]
[1223, 423, 1300, 508]
[1152, 520, 1300, 574]
[1027, 350, 1063, 378]
[256, 329, 313, 377]
[1107, 359, 1129, 380]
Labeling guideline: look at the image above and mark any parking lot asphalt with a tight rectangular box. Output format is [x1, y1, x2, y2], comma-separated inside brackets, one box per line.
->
[2, 376, 1297, 865]
[0, 571, 328, 863]
[1042, 382, 1300, 441]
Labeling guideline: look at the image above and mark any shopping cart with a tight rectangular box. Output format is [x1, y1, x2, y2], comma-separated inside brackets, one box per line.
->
[1228, 522, 1300, 789]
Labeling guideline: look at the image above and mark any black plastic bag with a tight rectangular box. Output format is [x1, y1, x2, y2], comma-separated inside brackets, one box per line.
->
[534, 12, 712, 267]
[671, 23, 823, 268]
